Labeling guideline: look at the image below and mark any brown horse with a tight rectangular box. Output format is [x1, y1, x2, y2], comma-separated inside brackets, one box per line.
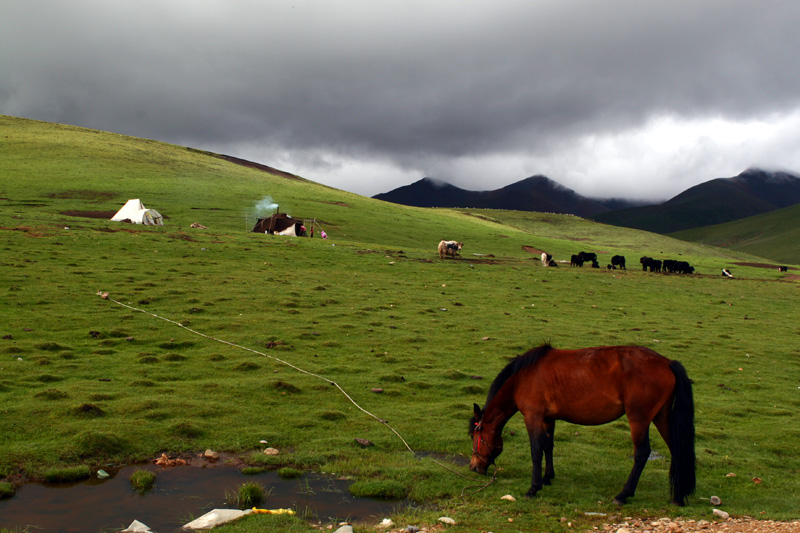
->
[469, 344, 695, 505]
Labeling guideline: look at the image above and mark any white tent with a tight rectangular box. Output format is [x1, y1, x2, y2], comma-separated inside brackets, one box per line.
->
[110, 199, 164, 226]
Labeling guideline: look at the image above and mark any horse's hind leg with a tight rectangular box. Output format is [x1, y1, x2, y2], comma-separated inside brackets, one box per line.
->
[543, 420, 555, 485]
[614, 422, 651, 505]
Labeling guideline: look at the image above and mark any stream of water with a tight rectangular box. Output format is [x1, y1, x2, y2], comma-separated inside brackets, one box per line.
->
[0, 461, 399, 532]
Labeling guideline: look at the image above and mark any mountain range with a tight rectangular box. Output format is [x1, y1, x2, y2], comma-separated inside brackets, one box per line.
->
[373, 169, 800, 234]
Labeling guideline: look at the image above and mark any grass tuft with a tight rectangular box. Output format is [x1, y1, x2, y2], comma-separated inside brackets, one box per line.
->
[74, 431, 126, 457]
[43, 465, 91, 483]
[234, 362, 261, 372]
[34, 342, 72, 352]
[349, 479, 408, 499]
[319, 411, 346, 421]
[170, 422, 203, 439]
[72, 403, 105, 418]
[0, 481, 16, 499]
[35, 389, 69, 400]
[235, 482, 266, 508]
[129, 469, 156, 494]
[277, 467, 303, 479]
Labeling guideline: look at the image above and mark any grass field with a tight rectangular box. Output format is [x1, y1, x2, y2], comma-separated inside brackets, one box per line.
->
[1, 115, 799, 532]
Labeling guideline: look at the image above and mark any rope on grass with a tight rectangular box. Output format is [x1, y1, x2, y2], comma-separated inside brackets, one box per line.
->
[97, 291, 492, 492]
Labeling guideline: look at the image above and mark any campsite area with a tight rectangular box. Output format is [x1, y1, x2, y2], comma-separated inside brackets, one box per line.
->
[1, 116, 799, 532]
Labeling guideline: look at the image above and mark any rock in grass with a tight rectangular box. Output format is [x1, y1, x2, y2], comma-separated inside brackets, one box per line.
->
[203, 449, 219, 459]
[710, 495, 722, 505]
[263, 447, 279, 455]
[501, 494, 516, 501]
[713, 509, 730, 519]
[438, 516, 456, 525]
[355, 438, 373, 448]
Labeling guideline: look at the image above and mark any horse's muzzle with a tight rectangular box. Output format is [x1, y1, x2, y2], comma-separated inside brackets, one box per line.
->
[469, 459, 488, 475]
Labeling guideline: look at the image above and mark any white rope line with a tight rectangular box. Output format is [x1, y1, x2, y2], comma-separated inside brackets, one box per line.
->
[97, 292, 485, 486]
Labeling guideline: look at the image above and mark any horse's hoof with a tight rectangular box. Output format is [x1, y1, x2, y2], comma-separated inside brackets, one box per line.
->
[543, 479, 552, 486]
[525, 489, 539, 498]
[613, 498, 626, 506]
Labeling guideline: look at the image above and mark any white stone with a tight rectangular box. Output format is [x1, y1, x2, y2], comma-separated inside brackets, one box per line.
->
[439, 516, 456, 525]
[712, 509, 730, 520]
[501, 494, 517, 501]
[183, 509, 252, 529]
[120, 520, 153, 532]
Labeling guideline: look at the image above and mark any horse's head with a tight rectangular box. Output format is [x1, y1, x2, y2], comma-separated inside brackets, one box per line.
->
[469, 403, 502, 474]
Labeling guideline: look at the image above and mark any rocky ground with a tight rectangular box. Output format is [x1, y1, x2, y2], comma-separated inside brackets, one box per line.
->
[592, 517, 800, 533]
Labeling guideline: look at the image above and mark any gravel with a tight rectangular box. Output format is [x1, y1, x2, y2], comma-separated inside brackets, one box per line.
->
[591, 516, 800, 533]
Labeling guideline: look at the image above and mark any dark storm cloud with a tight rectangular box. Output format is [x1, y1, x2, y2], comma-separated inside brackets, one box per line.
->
[3, 1, 800, 198]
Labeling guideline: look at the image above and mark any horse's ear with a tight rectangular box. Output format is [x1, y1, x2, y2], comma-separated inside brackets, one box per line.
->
[473, 403, 482, 420]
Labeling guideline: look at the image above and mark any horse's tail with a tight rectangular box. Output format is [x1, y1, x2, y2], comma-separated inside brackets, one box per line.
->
[668, 360, 696, 505]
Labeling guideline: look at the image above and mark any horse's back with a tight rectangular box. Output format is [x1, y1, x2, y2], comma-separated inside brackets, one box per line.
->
[514, 346, 675, 425]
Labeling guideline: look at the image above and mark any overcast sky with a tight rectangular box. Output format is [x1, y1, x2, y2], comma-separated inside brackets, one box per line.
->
[3, 1, 800, 201]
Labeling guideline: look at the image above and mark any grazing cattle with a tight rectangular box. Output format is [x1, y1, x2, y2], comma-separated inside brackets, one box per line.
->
[722, 268, 734, 278]
[611, 255, 626, 270]
[578, 251, 597, 264]
[548, 259, 558, 267]
[541, 252, 553, 267]
[649, 259, 662, 273]
[591, 260, 600, 268]
[640, 256, 661, 273]
[438, 240, 463, 259]
[664, 260, 694, 274]
[570, 254, 584, 267]
[778, 266, 788, 272]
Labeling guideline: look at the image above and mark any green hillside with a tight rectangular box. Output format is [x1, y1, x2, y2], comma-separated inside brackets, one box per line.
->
[669, 203, 800, 264]
[1, 115, 799, 532]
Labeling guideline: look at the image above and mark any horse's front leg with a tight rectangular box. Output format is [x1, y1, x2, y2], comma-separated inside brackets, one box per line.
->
[525, 422, 547, 497]
[543, 420, 556, 485]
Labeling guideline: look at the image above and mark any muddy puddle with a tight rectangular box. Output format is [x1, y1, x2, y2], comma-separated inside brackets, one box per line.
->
[0, 460, 401, 532]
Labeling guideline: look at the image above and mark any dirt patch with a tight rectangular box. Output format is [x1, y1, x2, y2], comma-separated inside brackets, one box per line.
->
[168, 233, 197, 242]
[0, 225, 52, 237]
[61, 210, 117, 219]
[523, 245, 546, 255]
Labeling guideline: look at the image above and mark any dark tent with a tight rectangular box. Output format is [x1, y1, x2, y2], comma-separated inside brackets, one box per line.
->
[252, 213, 305, 236]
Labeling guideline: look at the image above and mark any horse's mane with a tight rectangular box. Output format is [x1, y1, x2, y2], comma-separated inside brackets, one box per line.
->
[469, 343, 552, 435]
[484, 343, 552, 409]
